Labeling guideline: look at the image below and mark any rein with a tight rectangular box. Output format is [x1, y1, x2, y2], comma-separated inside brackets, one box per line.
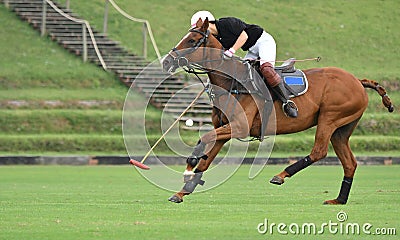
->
[168, 27, 266, 141]
[168, 28, 210, 70]
[168, 27, 235, 94]
[253, 56, 322, 64]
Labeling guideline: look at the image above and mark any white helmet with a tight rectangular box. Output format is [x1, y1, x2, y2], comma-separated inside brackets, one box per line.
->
[190, 10, 215, 27]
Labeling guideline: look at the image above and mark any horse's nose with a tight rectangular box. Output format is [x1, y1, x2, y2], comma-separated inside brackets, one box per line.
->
[162, 55, 173, 72]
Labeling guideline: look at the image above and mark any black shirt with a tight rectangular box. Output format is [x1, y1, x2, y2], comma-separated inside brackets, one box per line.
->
[215, 17, 264, 51]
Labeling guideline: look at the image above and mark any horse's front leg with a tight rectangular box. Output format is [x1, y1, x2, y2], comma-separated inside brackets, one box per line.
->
[168, 93, 258, 203]
[168, 139, 228, 203]
[168, 119, 250, 203]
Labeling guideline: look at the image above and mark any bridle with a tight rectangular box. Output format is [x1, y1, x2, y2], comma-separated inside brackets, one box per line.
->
[166, 27, 233, 93]
[166, 27, 265, 141]
[167, 28, 211, 71]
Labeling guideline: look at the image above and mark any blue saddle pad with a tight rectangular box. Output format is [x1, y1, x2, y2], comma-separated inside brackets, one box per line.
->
[280, 69, 308, 98]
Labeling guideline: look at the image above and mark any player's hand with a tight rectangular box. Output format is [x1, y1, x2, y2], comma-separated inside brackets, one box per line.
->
[223, 48, 235, 58]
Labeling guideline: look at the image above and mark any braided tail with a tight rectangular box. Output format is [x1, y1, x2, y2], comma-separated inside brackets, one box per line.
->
[360, 79, 394, 112]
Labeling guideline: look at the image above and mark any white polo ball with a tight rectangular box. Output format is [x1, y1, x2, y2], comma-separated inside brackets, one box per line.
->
[185, 119, 194, 127]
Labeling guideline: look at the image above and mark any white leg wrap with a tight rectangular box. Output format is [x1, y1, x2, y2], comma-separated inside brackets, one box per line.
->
[183, 170, 195, 182]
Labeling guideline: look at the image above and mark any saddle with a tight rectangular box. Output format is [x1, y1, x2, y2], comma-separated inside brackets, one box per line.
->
[250, 58, 309, 99]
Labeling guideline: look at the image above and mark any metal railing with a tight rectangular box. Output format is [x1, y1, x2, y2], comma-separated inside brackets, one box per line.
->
[3, 0, 162, 64]
[105, 0, 161, 61]
[40, 0, 107, 70]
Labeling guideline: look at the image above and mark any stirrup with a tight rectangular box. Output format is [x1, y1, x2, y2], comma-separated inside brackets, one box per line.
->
[282, 100, 298, 118]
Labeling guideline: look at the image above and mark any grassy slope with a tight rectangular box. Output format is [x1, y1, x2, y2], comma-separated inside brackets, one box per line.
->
[69, 0, 400, 80]
[0, 1, 399, 155]
[0, 5, 114, 85]
[0, 165, 399, 239]
[0, 4, 129, 155]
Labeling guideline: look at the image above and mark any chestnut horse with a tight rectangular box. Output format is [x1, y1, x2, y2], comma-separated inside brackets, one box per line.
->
[162, 18, 394, 204]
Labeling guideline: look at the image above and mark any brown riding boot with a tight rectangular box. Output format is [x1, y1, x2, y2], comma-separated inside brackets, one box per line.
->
[260, 62, 298, 118]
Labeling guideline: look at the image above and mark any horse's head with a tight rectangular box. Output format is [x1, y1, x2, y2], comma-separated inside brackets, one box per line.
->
[162, 18, 220, 73]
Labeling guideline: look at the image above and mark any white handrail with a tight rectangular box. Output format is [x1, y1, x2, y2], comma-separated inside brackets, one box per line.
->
[44, 0, 107, 70]
[107, 0, 161, 61]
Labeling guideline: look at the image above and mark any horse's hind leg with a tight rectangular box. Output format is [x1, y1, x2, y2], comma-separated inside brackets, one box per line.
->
[324, 118, 360, 205]
[270, 123, 336, 185]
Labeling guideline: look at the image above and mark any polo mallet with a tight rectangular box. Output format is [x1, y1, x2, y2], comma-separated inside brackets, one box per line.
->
[130, 88, 206, 170]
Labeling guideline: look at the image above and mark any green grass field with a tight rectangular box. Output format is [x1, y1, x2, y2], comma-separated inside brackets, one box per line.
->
[0, 2, 398, 239]
[1, 1, 399, 155]
[0, 165, 398, 239]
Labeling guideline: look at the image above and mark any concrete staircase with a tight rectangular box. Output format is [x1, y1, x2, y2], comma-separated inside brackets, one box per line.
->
[2, 0, 212, 127]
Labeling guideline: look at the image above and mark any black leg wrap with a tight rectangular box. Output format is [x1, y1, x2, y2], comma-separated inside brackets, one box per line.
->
[336, 176, 353, 204]
[193, 141, 206, 156]
[186, 155, 208, 168]
[186, 156, 199, 167]
[187, 141, 207, 168]
[285, 156, 313, 177]
[183, 172, 205, 194]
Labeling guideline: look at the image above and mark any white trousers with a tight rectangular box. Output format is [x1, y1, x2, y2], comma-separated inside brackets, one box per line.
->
[245, 31, 277, 66]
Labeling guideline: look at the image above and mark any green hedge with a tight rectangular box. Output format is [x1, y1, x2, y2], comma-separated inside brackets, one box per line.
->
[0, 109, 398, 135]
[356, 114, 400, 135]
[0, 134, 398, 154]
[271, 135, 400, 153]
[0, 135, 125, 153]
[0, 110, 123, 134]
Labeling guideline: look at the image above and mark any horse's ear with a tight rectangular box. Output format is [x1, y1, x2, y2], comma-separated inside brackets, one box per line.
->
[201, 17, 209, 32]
[195, 17, 203, 28]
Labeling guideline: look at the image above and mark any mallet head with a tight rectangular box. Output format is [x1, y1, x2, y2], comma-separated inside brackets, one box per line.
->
[129, 159, 150, 170]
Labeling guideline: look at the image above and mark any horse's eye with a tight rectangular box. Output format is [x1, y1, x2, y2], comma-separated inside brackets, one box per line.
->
[188, 39, 196, 44]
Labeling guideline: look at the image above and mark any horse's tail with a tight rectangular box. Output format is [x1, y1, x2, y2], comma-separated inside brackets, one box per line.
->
[360, 79, 394, 112]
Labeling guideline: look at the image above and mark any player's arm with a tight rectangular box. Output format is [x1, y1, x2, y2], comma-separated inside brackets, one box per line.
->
[224, 30, 248, 57]
[231, 30, 248, 52]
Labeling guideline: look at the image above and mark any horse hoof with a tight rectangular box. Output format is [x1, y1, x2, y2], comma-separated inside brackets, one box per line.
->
[168, 195, 183, 204]
[323, 199, 345, 205]
[269, 175, 284, 185]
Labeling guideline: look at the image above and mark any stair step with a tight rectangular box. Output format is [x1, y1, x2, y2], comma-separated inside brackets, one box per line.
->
[133, 76, 185, 82]
[6, 0, 44, 3]
[69, 48, 132, 57]
[45, 28, 101, 35]
[120, 70, 172, 76]
[18, 12, 79, 19]
[164, 108, 211, 114]
[164, 104, 212, 110]
[59, 40, 120, 46]
[30, 20, 82, 26]
[179, 116, 212, 122]
[90, 55, 145, 61]
[133, 78, 185, 84]
[141, 88, 194, 94]
[45, 24, 85, 29]
[4, 0, 208, 120]
[131, 79, 183, 86]
[115, 67, 162, 73]
[149, 93, 208, 100]
[23, 14, 80, 20]
[14, 8, 73, 15]
[137, 87, 187, 93]
[106, 65, 151, 70]
[160, 98, 211, 104]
